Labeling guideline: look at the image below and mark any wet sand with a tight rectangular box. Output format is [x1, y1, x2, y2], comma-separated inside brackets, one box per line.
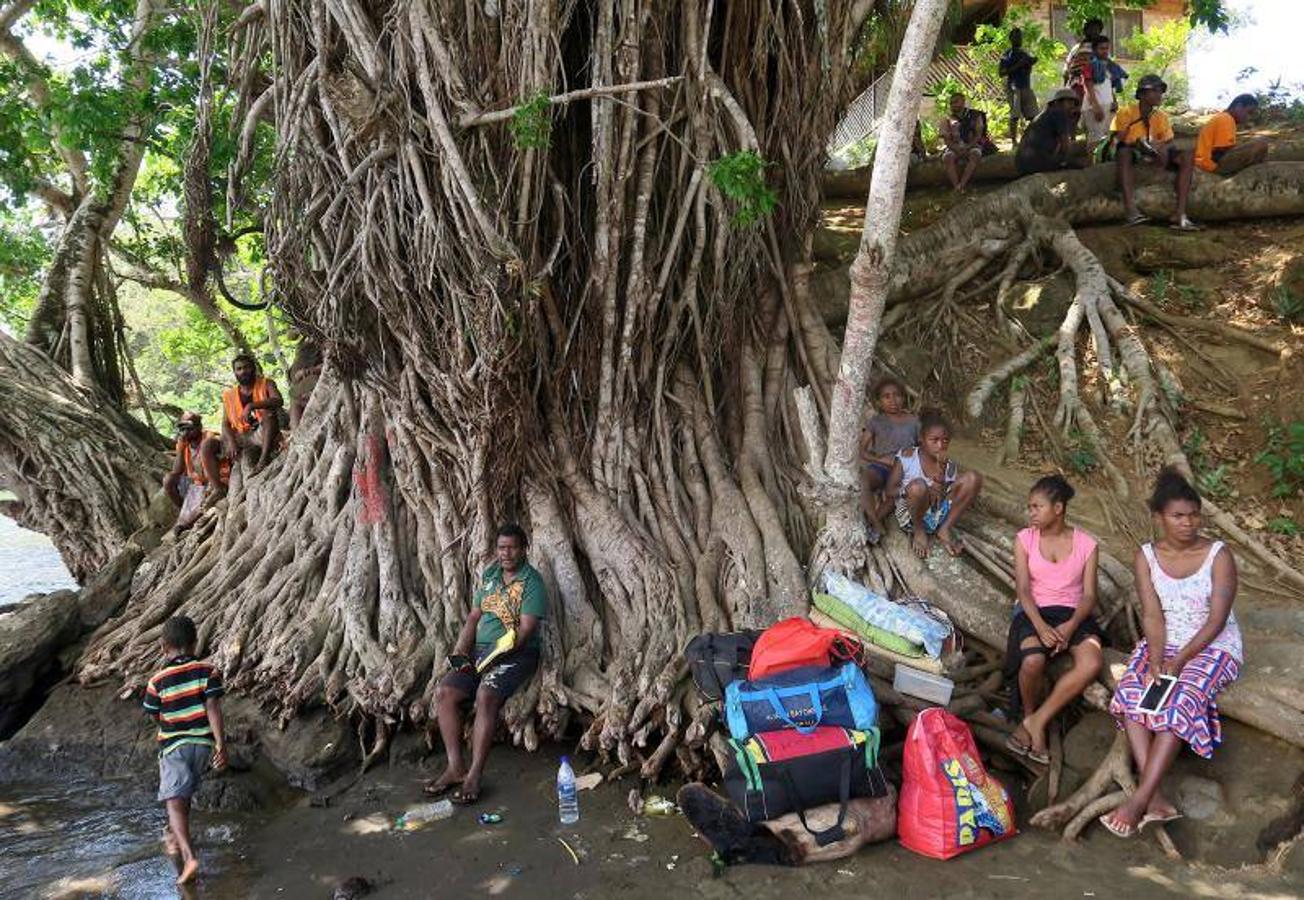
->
[242, 723, 1304, 900]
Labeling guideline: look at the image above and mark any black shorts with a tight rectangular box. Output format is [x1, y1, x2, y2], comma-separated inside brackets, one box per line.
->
[441, 643, 540, 700]
[1002, 605, 1105, 717]
[1119, 144, 1182, 172]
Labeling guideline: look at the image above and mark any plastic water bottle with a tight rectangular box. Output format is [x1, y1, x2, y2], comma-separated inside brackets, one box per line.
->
[557, 756, 579, 825]
[395, 799, 453, 831]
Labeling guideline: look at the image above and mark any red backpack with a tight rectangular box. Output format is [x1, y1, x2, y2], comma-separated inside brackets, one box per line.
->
[748, 617, 861, 680]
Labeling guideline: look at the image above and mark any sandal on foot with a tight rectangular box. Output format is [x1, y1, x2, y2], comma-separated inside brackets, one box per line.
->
[1025, 745, 1050, 766]
[1140, 811, 1183, 830]
[1170, 217, 1203, 232]
[422, 780, 458, 798]
[1099, 812, 1138, 839]
[1004, 734, 1030, 758]
[1125, 212, 1150, 226]
[450, 787, 481, 806]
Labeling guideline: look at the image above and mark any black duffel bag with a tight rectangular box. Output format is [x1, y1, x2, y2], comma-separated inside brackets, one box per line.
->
[724, 726, 887, 845]
[684, 630, 761, 701]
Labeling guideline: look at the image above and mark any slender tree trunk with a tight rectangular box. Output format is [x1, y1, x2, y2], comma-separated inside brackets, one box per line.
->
[804, 0, 949, 576]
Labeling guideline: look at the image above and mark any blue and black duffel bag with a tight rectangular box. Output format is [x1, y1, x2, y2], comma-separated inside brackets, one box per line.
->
[723, 661, 877, 740]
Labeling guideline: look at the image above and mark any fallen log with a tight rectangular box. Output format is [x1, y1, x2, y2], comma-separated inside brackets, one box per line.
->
[823, 139, 1304, 200]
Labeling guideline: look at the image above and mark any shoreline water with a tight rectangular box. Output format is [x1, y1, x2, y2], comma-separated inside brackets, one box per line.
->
[0, 515, 76, 604]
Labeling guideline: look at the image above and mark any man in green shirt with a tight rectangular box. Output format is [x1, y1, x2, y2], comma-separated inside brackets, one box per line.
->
[423, 524, 548, 804]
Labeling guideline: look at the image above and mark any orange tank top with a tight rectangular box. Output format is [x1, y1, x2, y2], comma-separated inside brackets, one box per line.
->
[222, 377, 272, 434]
[176, 431, 230, 485]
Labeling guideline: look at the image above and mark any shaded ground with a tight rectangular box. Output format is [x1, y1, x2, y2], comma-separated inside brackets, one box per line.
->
[228, 734, 1304, 897]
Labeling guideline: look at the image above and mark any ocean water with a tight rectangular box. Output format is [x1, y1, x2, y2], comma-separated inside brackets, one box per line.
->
[0, 516, 77, 604]
[0, 777, 252, 899]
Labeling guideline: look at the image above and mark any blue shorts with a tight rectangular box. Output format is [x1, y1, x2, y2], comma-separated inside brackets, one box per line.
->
[158, 743, 212, 802]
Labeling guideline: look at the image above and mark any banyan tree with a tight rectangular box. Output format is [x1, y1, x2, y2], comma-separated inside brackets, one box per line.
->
[3, 0, 1304, 843]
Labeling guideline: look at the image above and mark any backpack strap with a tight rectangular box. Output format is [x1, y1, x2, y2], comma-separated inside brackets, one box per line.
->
[781, 750, 853, 847]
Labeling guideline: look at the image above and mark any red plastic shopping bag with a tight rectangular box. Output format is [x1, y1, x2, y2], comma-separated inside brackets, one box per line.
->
[898, 708, 1016, 859]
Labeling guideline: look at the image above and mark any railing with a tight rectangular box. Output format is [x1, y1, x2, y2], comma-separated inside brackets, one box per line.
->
[826, 66, 895, 156]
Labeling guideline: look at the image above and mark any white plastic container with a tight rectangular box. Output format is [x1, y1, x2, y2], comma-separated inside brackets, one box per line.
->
[893, 663, 955, 706]
[395, 799, 453, 831]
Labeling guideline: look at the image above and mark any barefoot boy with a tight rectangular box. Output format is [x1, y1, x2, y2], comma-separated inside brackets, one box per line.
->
[142, 615, 227, 885]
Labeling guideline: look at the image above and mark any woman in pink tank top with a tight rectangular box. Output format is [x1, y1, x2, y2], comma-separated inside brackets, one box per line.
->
[1004, 475, 1104, 765]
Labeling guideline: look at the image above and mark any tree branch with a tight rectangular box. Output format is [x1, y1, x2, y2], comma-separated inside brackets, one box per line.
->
[457, 76, 684, 128]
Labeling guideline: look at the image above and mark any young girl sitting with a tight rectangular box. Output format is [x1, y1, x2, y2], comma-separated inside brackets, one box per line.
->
[1100, 468, 1243, 838]
[1004, 475, 1104, 765]
[859, 377, 920, 534]
[884, 409, 983, 558]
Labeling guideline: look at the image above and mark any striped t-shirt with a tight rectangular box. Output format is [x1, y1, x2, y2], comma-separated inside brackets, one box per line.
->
[142, 655, 225, 755]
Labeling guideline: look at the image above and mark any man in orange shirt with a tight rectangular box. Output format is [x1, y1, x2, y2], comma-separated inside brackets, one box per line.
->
[221, 353, 283, 473]
[1112, 74, 1199, 231]
[164, 412, 229, 529]
[1195, 94, 1268, 176]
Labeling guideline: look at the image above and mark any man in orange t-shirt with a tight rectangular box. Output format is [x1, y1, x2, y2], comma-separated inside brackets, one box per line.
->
[1194, 94, 1268, 176]
[1112, 74, 1198, 231]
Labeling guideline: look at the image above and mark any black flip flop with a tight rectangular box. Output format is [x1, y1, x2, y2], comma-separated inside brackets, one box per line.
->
[422, 780, 458, 798]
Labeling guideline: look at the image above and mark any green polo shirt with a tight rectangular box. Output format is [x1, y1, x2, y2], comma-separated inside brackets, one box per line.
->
[474, 562, 548, 649]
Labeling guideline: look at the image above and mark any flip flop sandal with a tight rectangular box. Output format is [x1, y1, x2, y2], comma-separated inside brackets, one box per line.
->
[1004, 734, 1030, 758]
[1125, 213, 1150, 226]
[1170, 220, 1204, 232]
[422, 780, 458, 798]
[450, 787, 481, 806]
[1140, 811, 1183, 830]
[1098, 812, 1138, 839]
[1026, 746, 1050, 765]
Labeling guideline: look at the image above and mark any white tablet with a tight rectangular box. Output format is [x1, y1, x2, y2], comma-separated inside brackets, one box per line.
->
[1135, 674, 1178, 714]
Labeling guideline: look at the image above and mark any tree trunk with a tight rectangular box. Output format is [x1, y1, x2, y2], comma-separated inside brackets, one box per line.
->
[804, 0, 949, 579]
[6, 0, 1304, 808]
[0, 332, 167, 580]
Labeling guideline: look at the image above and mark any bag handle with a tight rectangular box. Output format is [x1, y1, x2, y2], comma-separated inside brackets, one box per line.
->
[781, 750, 852, 847]
[761, 683, 825, 734]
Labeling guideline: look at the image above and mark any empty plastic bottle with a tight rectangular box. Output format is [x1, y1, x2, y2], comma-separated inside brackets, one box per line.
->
[557, 756, 579, 825]
[395, 799, 453, 831]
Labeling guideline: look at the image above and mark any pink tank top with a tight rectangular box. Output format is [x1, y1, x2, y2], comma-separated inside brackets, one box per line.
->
[1017, 527, 1097, 609]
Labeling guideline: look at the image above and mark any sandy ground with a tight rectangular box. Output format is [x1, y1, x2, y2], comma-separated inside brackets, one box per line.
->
[237, 734, 1304, 900]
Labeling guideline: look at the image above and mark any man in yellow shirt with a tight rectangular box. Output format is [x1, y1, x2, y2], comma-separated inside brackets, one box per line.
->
[1195, 94, 1268, 176]
[1112, 75, 1199, 231]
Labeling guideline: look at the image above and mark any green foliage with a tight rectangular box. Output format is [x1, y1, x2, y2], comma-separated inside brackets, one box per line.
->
[1067, 430, 1097, 473]
[1256, 421, 1304, 499]
[0, 211, 49, 330]
[1181, 427, 1231, 498]
[707, 151, 778, 228]
[509, 92, 552, 150]
[119, 282, 291, 423]
[1187, 0, 1232, 33]
[1268, 516, 1301, 537]
[1060, 0, 1149, 35]
[1121, 18, 1192, 107]
[1270, 287, 1304, 323]
[1249, 77, 1304, 123]
[1147, 269, 1171, 302]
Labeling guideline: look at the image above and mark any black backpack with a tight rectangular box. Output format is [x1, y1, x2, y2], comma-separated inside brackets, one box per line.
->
[684, 630, 762, 701]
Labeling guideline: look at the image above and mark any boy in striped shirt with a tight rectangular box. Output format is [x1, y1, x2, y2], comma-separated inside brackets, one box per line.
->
[142, 615, 227, 885]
